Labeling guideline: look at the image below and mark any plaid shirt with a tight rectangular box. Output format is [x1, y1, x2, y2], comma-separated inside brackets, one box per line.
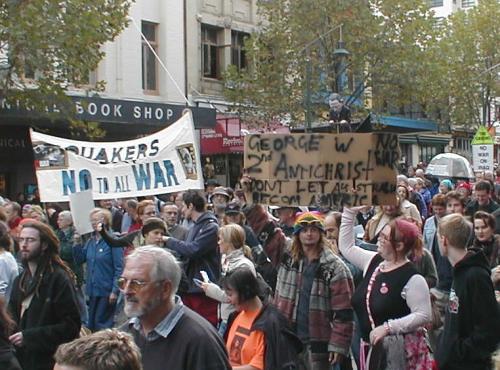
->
[273, 247, 354, 356]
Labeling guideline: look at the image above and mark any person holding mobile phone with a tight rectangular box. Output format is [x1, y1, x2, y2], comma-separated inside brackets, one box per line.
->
[199, 224, 255, 336]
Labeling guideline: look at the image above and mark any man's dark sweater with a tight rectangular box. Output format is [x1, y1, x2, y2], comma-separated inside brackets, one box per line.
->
[465, 199, 499, 218]
[435, 249, 500, 370]
[123, 307, 230, 370]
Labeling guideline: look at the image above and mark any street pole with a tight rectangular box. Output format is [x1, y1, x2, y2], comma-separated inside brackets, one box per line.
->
[305, 51, 312, 133]
[300, 24, 347, 134]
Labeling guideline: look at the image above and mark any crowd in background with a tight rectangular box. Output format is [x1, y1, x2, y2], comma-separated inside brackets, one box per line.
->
[0, 163, 499, 370]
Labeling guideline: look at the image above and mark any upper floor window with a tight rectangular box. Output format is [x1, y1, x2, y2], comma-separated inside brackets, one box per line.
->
[462, 0, 475, 8]
[202, 24, 222, 79]
[429, 0, 443, 7]
[231, 31, 248, 72]
[141, 21, 158, 93]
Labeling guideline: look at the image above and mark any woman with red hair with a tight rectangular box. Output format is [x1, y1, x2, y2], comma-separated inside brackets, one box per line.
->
[340, 206, 432, 369]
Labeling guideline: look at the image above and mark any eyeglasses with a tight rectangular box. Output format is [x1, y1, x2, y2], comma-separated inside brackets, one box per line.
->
[117, 277, 159, 292]
[18, 237, 39, 244]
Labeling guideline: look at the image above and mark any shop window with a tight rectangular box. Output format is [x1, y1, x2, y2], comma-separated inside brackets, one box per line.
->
[461, 0, 475, 8]
[429, 0, 443, 7]
[202, 24, 222, 79]
[420, 145, 444, 164]
[214, 156, 226, 175]
[231, 31, 248, 72]
[24, 64, 35, 80]
[142, 21, 159, 93]
[400, 143, 412, 165]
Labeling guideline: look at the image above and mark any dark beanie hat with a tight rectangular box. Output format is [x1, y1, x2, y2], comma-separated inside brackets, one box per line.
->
[141, 217, 167, 236]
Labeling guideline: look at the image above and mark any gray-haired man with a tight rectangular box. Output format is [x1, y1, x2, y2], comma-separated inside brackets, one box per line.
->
[119, 246, 230, 370]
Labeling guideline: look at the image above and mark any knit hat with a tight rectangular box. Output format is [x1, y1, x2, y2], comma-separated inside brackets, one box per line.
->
[293, 211, 325, 235]
[141, 217, 167, 236]
[456, 181, 472, 194]
[440, 179, 454, 191]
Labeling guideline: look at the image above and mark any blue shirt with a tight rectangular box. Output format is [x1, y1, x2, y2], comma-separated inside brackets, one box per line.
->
[74, 234, 124, 297]
[130, 296, 185, 342]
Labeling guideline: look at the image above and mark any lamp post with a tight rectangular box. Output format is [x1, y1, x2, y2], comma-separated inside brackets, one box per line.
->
[302, 24, 349, 132]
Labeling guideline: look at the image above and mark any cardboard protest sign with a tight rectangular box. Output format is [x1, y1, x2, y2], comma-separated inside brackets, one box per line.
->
[31, 111, 204, 202]
[243, 133, 399, 207]
[69, 190, 94, 235]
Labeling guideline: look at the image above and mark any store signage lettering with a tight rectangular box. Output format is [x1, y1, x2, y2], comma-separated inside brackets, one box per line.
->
[0, 138, 26, 149]
[0, 96, 215, 128]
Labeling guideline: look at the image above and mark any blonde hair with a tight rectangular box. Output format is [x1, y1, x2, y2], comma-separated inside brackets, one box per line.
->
[89, 208, 112, 226]
[29, 205, 47, 223]
[219, 224, 252, 259]
[438, 213, 472, 250]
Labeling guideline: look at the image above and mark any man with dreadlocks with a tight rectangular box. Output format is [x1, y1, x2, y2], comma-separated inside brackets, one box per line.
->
[273, 211, 354, 370]
[8, 220, 81, 370]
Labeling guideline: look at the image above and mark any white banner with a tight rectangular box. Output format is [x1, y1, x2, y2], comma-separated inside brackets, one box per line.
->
[30, 112, 204, 202]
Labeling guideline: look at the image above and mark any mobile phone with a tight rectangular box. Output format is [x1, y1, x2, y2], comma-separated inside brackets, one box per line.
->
[200, 271, 209, 283]
[192, 278, 204, 287]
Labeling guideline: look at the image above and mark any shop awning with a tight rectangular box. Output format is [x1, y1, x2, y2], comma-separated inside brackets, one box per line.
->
[373, 115, 437, 132]
[399, 134, 452, 145]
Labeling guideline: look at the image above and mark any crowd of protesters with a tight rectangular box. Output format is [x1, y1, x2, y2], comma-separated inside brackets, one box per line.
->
[0, 166, 500, 370]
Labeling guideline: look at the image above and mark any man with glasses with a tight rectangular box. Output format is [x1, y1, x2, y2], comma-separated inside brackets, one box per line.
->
[274, 212, 354, 370]
[8, 220, 81, 370]
[119, 246, 230, 370]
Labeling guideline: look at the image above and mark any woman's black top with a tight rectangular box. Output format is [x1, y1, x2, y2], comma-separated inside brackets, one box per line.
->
[351, 254, 417, 341]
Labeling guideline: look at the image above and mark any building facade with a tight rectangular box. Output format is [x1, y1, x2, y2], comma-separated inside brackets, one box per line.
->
[185, 0, 260, 186]
[0, 0, 216, 199]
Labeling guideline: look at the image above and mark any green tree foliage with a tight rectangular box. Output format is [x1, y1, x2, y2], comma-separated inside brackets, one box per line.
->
[433, 0, 500, 128]
[223, 0, 441, 126]
[0, 0, 131, 120]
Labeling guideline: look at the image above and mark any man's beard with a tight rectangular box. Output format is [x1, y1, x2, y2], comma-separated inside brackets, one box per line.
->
[124, 295, 162, 318]
[21, 246, 43, 263]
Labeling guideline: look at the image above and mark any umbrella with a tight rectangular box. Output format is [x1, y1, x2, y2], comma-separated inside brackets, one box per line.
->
[425, 153, 475, 179]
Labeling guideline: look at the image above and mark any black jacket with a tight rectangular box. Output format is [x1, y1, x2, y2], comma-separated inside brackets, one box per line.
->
[9, 265, 81, 370]
[227, 304, 303, 370]
[435, 249, 500, 370]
